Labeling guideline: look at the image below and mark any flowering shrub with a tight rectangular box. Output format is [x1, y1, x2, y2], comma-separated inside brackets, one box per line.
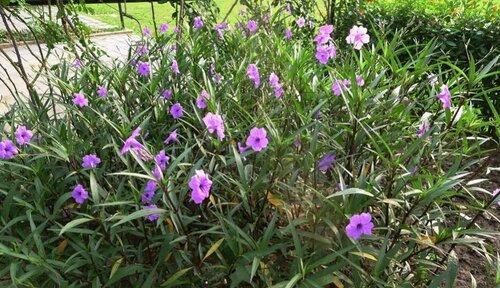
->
[0, 6, 499, 287]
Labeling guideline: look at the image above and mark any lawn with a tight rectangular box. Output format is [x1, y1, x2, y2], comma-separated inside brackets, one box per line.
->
[85, 0, 245, 33]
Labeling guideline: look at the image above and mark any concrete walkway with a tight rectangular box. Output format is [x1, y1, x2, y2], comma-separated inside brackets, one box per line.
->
[0, 10, 139, 114]
[0, 6, 115, 33]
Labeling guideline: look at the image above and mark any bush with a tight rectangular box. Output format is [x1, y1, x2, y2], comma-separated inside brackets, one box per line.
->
[0, 7, 499, 287]
[353, 0, 500, 125]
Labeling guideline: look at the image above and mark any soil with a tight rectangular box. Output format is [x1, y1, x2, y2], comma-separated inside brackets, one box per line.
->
[454, 151, 499, 288]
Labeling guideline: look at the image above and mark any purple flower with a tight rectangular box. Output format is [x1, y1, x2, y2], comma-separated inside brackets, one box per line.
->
[0, 139, 18, 160]
[162, 90, 174, 102]
[97, 85, 108, 98]
[293, 137, 302, 149]
[437, 84, 451, 109]
[144, 204, 160, 221]
[317, 153, 335, 172]
[331, 80, 347, 96]
[313, 110, 322, 120]
[314, 24, 334, 45]
[193, 16, 204, 29]
[315, 44, 337, 64]
[345, 212, 374, 240]
[417, 121, 430, 138]
[171, 60, 180, 75]
[262, 13, 270, 24]
[319, 24, 334, 35]
[189, 170, 212, 204]
[71, 184, 89, 204]
[151, 164, 163, 181]
[284, 28, 293, 40]
[141, 180, 157, 203]
[247, 64, 260, 88]
[356, 75, 365, 87]
[196, 90, 210, 109]
[246, 127, 269, 152]
[343, 79, 352, 88]
[155, 150, 170, 170]
[203, 112, 225, 140]
[246, 20, 258, 34]
[164, 129, 179, 144]
[136, 44, 149, 56]
[269, 73, 279, 87]
[73, 92, 88, 107]
[346, 25, 370, 50]
[159, 23, 169, 34]
[137, 61, 151, 77]
[285, 3, 292, 13]
[120, 127, 146, 156]
[162, 89, 173, 100]
[296, 17, 306, 28]
[170, 103, 184, 119]
[213, 73, 223, 84]
[214, 22, 229, 38]
[72, 58, 84, 69]
[269, 73, 284, 98]
[237, 142, 249, 154]
[142, 27, 152, 38]
[15, 126, 33, 146]
[82, 154, 101, 169]
[174, 26, 180, 34]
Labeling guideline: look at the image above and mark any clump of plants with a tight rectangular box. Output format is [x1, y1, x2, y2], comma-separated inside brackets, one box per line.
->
[0, 3, 498, 287]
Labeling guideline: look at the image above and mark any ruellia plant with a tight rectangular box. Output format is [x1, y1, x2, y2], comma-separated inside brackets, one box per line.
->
[0, 5, 499, 287]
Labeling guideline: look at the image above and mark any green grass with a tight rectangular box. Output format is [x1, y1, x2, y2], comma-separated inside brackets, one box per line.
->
[85, 1, 245, 34]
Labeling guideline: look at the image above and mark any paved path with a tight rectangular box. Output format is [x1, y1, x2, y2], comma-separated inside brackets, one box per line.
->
[0, 31, 138, 115]
[0, 6, 114, 33]
[0, 6, 140, 115]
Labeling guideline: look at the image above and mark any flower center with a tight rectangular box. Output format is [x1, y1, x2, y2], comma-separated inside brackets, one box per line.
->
[356, 223, 363, 230]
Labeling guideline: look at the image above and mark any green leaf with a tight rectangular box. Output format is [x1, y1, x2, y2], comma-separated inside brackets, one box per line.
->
[327, 188, 374, 198]
[59, 217, 94, 236]
[111, 208, 166, 228]
[89, 172, 100, 204]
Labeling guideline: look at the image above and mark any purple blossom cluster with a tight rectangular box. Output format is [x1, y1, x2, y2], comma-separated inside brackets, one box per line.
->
[314, 25, 336, 64]
[247, 64, 260, 88]
[268, 73, 284, 98]
[203, 112, 225, 140]
[1, 126, 33, 160]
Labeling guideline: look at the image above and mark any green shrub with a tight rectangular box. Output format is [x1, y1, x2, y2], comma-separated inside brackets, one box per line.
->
[350, 0, 500, 126]
[0, 7, 498, 287]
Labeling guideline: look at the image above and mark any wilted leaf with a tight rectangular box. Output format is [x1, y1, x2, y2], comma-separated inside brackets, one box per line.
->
[202, 238, 224, 262]
[350, 252, 377, 261]
[109, 258, 123, 279]
[332, 276, 344, 288]
[267, 192, 284, 209]
[56, 239, 69, 254]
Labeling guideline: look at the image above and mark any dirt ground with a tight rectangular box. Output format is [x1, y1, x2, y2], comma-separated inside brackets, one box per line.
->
[455, 151, 499, 288]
